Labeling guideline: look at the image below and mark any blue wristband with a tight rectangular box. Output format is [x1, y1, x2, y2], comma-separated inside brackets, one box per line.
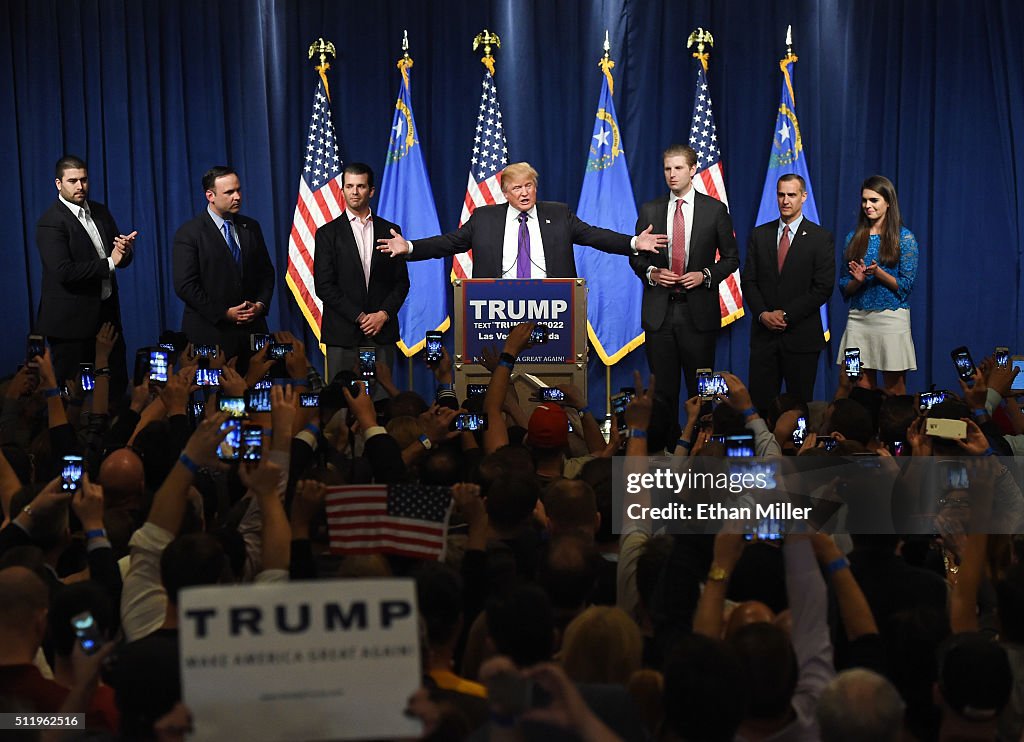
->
[973, 408, 988, 418]
[742, 407, 758, 418]
[85, 528, 107, 540]
[178, 452, 200, 474]
[498, 359, 515, 370]
[43, 387, 62, 398]
[676, 438, 692, 451]
[628, 428, 648, 439]
[825, 556, 850, 577]
[983, 447, 997, 457]
[303, 423, 320, 436]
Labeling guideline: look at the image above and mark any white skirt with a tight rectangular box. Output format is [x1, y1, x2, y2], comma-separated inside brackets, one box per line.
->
[835, 308, 917, 372]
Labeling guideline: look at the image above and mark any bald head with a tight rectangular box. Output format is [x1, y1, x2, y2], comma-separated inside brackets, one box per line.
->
[98, 448, 145, 508]
[817, 668, 904, 742]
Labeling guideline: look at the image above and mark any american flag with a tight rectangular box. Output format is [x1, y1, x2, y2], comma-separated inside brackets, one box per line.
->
[688, 66, 744, 326]
[452, 72, 509, 280]
[326, 484, 453, 560]
[286, 76, 345, 338]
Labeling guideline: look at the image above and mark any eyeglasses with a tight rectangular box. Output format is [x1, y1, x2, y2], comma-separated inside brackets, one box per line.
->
[937, 497, 970, 509]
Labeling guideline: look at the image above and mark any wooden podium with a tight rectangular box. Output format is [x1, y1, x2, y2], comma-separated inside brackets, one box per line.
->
[452, 278, 588, 402]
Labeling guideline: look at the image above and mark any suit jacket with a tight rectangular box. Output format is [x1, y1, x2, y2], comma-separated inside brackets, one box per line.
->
[172, 210, 275, 346]
[313, 213, 409, 347]
[630, 191, 739, 333]
[35, 199, 131, 338]
[741, 218, 835, 353]
[409, 201, 632, 278]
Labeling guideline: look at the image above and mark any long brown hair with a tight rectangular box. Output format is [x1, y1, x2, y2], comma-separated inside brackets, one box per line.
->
[844, 175, 904, 267]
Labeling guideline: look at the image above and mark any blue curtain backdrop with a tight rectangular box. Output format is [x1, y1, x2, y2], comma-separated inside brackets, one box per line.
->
[2, 0, 1023, 415]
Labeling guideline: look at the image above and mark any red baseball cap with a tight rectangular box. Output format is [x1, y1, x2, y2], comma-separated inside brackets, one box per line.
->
[527, 403, 569, 449]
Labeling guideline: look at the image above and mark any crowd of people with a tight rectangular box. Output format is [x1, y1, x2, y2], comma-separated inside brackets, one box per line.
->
[0, 312, 1021, 742]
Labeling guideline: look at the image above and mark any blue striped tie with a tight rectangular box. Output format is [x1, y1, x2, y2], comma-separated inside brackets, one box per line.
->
[222, 220, 242, 267]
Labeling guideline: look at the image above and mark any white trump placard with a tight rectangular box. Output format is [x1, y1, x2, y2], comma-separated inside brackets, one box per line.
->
[179, 579, 421, 741]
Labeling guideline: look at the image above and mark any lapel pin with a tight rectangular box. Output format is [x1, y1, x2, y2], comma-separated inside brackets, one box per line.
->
[545, 219, 551, 224]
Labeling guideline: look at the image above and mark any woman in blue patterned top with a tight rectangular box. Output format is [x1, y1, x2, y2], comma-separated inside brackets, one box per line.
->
[836, 175, 918, 395]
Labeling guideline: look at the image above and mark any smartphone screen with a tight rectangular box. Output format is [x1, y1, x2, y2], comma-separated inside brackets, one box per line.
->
[1012, 359, 1024, 393]
[530, 325, 548, 344]
[919, 391, 948, 411]
[61, 455, 84, 492]
[245, 389, 272, 413]
[241, 425, 263, 462]
[194, 344, 218, 358]
[269, 342, 293, 360]
[80, 364, 95, 392]
[724, 434, 755, 457]
[453, 413, 488, 431]
[149, 350, 169, 384]
[817, 437, 838, 452]
[540, 388, 565, 402]
[250, 334, 271, 352]
[26, 334, 45, 366]
[611, 392, 630, 432]
[359, 347, 376, 379]
[195, 368, 221, 387]
[950, 346, 975, 380]
[217, 419, 242, 461]
[466, 384, 488, 399]
[71, 611, 103, 655]
[218, 396, 247, 418]
[995, 347, 1010, 369]
[299, 392, 320, 408]
[792, 416, 807, 446]
[425, 332, 443, 363]
[844, 348, 862, 378]
[696, 370, 714, 400]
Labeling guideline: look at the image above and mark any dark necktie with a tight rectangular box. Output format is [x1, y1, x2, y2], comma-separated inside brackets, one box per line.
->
[778, 224, 791, 273]
[222, 220, 242, 267]
[516, 211, 531, 278]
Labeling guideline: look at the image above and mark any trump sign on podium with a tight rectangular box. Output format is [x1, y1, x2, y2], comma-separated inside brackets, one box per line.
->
[179, 579, 421, 741]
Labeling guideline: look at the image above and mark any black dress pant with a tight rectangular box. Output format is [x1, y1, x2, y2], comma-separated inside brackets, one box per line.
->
[644, 296, 717, 422]
[47, 298, 128, 403]
[748, 337, 819, 413]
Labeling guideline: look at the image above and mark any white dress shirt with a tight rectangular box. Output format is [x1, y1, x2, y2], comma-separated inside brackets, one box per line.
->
[60, 194, 113, 300]
[346, 208, 375, 287]
[501, 205, 546, 278]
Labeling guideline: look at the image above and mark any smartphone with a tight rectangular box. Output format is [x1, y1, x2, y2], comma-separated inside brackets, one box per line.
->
[530, 324, 549, 344]
[696, 369, 714, 400]
[299, 392, 320, 408]
[452, 413, 488, 432]
[724, 433, 755, 457]
[268, 342, 293, 360]
[844, 348, 862, 378]
[938, 460, 969, 490]
[425, 331, 443, 364]
[193, 344, 218, 358]
[217, 419, 242, 461]
[189, 399, 206, 422]
[886, 440, 905, 456]
[950, 346, 976, 381]
[358, 347, 376, 380]
[611, 392, 630, 433]
[217, 396, 247, 418]
[1012, 357, 1024, 393]
[71, 611, 104, 656]
[919, 390, 949, 411]
[792, 416, 807, 447]
[245, 388, 272, 414]
[535, 387, 566, 403]
[61, 455, 84, 492]
[241, 424, 263, 462]
[466, 383, 488, 399]
[195, 368, 221, 387]
[80, 364, 95, 392]
[252, 376, 272, 391]
[26, 334, 45, 367]
[744, 517, 785, 543]
[148, 349, 169, 385]
[710, 373, 729, 398]
[995, 347, 1010, 369]
[816, 436, 838, 452]
[926, 418, 967, 440]
[133, 349, 150, 387]
[250, 334, 271, 352]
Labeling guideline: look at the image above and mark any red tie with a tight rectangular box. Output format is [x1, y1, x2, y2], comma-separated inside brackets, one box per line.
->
[777, 224, 791, 273]
[671, 198, 686, 278]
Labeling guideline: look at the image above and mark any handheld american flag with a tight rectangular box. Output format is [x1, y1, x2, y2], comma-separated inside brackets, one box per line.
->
[326, 484, 453, 560]
[452, 71, 509, 280]
[286, 72, 345, 339]
[688, 64, 744, 326]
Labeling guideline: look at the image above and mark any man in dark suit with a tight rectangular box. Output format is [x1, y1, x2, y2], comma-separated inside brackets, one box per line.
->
[36, 155, 136, 397]
[741, 174, 834, 411]
[375, 162, 666, 277]
[172, 166, 275, 361]
[313, 163, 409, 385]
[630, 145, 739, 417]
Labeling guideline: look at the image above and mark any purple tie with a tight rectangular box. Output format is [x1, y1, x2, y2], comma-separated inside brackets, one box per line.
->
[516, 211, 531, 278]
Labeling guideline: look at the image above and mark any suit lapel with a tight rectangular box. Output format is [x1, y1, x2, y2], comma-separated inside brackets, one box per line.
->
[59, 201, 105, 257]
[535, 203, 557, 275]
[204, 212, 242, 279]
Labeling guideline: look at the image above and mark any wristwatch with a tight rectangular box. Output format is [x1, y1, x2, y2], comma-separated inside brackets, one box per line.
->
[707, 563, 728, 582]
